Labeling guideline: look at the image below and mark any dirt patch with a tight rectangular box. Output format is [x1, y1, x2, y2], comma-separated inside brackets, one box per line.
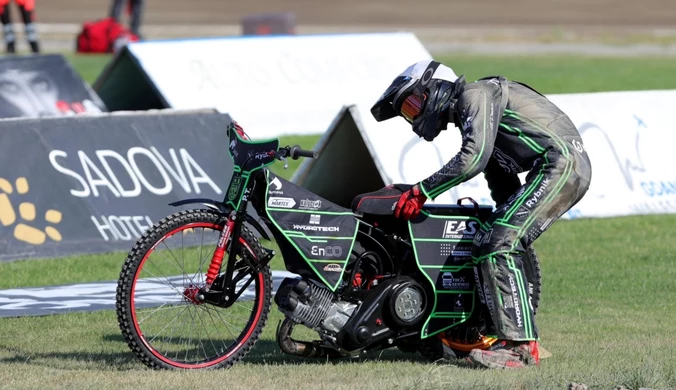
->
[26, 0, 676, 27]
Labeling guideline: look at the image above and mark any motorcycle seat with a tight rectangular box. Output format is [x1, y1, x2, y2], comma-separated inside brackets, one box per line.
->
[352, 185, 493, 218]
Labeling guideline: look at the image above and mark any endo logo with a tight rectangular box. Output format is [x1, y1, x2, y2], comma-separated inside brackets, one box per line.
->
[0, 177, 63, 245]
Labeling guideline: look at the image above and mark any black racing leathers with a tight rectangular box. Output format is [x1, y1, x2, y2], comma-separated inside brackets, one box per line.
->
[419, 77, 592, 341]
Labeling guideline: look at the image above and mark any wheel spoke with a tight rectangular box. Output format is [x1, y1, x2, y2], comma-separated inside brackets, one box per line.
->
[202, 305, 232, 354]
[121, 217, 269, 368]
[146, 304, 191, 345]
[160, 240, 197, 286]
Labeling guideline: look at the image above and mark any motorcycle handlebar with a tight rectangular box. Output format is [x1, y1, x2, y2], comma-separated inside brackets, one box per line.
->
[289, 145, 318, 160]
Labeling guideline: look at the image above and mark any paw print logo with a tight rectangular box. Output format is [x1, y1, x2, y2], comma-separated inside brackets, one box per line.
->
[0, 177, 62, 245]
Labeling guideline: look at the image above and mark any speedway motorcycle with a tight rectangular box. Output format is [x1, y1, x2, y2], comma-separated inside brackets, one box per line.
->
[115, 122, 541, 369]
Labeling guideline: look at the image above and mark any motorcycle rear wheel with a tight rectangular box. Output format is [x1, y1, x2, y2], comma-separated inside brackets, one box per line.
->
[418, 245, 542, 361]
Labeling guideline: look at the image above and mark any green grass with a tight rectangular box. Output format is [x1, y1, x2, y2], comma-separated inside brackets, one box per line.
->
[62, 53, 676, 94]
[434, 55, 676, 94]
[2, 215, 676, 389]
[65, 54, 112, 85]
[2, 54, 676, 389]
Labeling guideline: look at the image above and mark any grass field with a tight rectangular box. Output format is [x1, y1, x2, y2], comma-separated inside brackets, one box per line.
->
[1, 53, 676, 390]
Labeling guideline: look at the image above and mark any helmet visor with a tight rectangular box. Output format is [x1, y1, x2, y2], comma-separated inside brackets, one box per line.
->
[400, 93, 425, 124]
[371, 76, 412, 122]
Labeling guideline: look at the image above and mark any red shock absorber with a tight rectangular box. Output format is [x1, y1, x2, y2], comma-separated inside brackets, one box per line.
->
[205, 219, 234, 289]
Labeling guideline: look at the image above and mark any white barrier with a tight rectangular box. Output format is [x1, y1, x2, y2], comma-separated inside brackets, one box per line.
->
[101, 33, 433, 138]
[94, 32, 676, 219]
[352, 89, 676, 219]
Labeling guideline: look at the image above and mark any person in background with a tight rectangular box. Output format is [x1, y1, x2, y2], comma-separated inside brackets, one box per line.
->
[110, 0, 144, 39]
[0, 0, 39, 54]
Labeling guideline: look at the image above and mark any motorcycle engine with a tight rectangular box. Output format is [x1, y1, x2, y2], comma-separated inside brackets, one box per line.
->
[275, 278, 357, 334]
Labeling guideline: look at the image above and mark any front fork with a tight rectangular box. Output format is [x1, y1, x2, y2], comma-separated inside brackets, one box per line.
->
[204, 211, 238, 292]
[191, 210, 274, 307]
[183, 212, 240, 307]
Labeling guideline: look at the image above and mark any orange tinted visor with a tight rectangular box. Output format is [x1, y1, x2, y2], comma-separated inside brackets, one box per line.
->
[400, 93, 425, 123]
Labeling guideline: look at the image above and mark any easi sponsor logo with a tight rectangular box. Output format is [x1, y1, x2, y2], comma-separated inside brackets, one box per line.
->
[292, 224, 339, 232]
[309, 214, 321, 225]
[268, 176, 283, 195]
[268, 197, 296, 208]
[323, 263, 343, 272]
[525, 178, 551, 208]
[441, 272, 471, 290]
[640, 180, 676, 197]
[508, 275, 523, 329]
[299, 199, 322, 210]
[311, 245, 343, 257]
[49, 147, 222, 198]
[91, 215, 153, 241]
[442, 220, 478, 240]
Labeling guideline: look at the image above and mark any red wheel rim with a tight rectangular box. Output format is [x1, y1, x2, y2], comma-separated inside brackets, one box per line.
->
[129, 222, 265, 369]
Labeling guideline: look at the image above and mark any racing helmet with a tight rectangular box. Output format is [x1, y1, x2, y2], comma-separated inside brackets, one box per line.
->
[371, 60, 465, 142]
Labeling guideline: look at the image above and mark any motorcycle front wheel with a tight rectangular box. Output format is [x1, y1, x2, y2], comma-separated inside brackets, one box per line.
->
[116, 209, 272, 370]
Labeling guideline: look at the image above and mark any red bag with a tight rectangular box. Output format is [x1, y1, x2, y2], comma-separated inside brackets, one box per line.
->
[76, 17, 139, 53]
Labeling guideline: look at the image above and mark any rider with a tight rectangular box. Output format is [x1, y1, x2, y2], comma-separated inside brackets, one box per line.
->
[370, 60, 591, 369]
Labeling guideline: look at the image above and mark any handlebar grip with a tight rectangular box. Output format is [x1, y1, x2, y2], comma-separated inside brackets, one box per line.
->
[289, 145, 319, 160]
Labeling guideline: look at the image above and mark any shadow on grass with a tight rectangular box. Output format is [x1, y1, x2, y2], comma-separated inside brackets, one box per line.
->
[0, 344, 135, 369]
[1, 333, 469, 371]
[102, 333, 433, 365]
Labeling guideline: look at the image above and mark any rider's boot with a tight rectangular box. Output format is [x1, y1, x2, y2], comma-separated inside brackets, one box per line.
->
[467, 340, 540, 369]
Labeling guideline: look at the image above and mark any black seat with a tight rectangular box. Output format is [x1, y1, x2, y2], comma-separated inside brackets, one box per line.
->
[353, 185, 493, 220]
[423, 203, 494, 218]
[351, 184, 411, 215]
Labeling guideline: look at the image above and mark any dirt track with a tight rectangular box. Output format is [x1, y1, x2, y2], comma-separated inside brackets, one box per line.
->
[28, 0, 676, 27]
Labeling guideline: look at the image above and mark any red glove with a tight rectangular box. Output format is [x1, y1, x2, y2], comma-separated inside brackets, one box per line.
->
[394, 184, 427, 220]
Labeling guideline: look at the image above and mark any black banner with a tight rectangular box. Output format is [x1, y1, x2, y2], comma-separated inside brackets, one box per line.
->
[0, 110, 234, 262]
[0, 54, 107, 119]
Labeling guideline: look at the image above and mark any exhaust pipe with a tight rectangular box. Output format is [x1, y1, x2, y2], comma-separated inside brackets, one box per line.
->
[276, 319, 344, 359]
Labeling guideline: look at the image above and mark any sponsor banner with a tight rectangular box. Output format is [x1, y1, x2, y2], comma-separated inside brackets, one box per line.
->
[0, 54, 107, 119]
[0, 110, 236, 262]
[0, 270, 299, 318]
[294, 89, 676, 219]
[94, 33, 432, 138]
